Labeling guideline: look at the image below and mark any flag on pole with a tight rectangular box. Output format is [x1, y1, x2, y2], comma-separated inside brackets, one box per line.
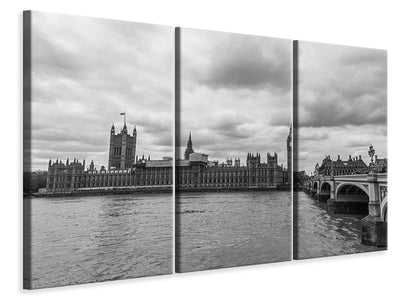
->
[120, 111, 127, 126]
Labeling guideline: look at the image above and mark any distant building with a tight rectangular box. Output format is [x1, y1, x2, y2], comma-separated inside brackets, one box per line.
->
[108, 121, 136, 170]
[46, 157, 173, 193]
[46, 120, 172, 193]
[45, 120, 290, 193]
[184, 132, 194, 160]
[176, 128, 291, 190]
[314, 154, 369, 176]
[374, 155, 387, 173]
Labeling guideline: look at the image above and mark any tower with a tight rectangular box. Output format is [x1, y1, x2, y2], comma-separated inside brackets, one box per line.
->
[246, 153, 260, 187]
[267, 152, 279, 187]
[287, 124, 292, 185]
[108, 114, 137, 170]
[184, 132, 194, 160]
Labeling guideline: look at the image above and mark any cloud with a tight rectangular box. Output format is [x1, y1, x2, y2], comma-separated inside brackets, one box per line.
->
[298, 42, 387, 128]
[343, 136, 371, 148]
[298, 90, 387, 128]
[209, 113, 252, 139]
[298, 152, 310, 160]
[296, 42, 387, 174]
[29, 12, 173, 171]
[179, 28, 292, 167]
[298, 130, 329, 141]
[202, 35, 291, 92]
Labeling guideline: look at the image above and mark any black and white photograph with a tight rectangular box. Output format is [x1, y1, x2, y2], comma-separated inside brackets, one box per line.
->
[23, 11, 174, 289]
[175, 28, 292, 272]
[293, 41, 388, 259]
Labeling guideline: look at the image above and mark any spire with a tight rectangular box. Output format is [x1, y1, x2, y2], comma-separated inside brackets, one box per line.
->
[184, 131, 194, 160]
[111, 123, 115, 135]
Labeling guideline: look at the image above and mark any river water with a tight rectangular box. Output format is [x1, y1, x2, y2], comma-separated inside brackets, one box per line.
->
[294, 192, 384, 259]
[25, 193, 173, 289]
[25, 190, 382, 288]
[176, 191, 292, 272]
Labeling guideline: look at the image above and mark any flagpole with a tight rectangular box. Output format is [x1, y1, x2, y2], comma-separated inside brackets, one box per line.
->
[120, 111, 127, 127]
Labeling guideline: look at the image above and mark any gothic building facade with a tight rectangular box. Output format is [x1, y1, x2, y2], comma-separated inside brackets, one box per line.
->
[108, 121, 137, 170]
[314, 154, 369, 176]
[46, 121, 173, 193]
[46, 120, 290, 193]
[175, 130, 290, 190]
[184, 132, 194, 160]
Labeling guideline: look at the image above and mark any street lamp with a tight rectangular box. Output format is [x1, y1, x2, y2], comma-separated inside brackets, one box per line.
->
[368, 144, 375, 173]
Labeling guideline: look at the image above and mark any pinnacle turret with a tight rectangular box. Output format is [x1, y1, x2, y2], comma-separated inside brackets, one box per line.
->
[184, 132, 194, 160]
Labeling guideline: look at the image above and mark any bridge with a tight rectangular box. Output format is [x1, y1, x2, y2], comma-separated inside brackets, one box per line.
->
[303, 172, 387, 247]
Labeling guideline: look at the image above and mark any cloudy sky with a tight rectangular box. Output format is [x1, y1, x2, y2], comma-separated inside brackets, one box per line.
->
[178, 28, 292, 167]
[297, 41, 387, 174]
[28, 12, 173, 171]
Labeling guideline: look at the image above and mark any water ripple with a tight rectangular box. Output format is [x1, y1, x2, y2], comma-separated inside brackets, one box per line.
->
[26, 193, 173, 289]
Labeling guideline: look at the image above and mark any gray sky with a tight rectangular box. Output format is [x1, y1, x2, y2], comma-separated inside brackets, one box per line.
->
[29, 12, 173, 171]
[297, 41, 387, 174]
[179, 28, 292, 168]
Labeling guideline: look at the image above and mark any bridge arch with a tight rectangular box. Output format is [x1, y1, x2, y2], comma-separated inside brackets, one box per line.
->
[335, 182, 369, 198]
[335, 182, 369, 214]
[321, 182, 331, 191]
[319, 181, 332, 201]
[381, 195, 388, 222]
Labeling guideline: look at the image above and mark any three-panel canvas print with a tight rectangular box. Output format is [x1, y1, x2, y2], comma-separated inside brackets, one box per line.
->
[23, 11, 388, 289]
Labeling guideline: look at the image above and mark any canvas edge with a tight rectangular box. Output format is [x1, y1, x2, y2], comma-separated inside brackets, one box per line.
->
[23, 10, 33, 290]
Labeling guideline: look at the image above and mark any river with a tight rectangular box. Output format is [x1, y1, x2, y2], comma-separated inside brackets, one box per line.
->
[176, 191, 292, 272]
[294, 192, 385, 259]
[24, 193, 173, 289]
[25, 190, 381, 288]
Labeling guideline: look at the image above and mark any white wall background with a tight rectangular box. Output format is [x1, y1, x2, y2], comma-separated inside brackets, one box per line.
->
[0, 0, 398, 299]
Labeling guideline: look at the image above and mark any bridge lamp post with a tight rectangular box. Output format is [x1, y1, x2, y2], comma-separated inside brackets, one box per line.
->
[362, 144, 387, 247]
[368, 144, 376, 174]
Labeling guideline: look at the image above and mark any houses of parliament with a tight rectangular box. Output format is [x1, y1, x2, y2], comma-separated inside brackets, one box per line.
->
[45, 118, 291, 194]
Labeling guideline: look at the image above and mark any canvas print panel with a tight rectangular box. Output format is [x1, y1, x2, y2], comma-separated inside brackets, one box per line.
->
[175, 28, 292, 273]
[23, 11, 174, 289]
[293, 41, 387, 259]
